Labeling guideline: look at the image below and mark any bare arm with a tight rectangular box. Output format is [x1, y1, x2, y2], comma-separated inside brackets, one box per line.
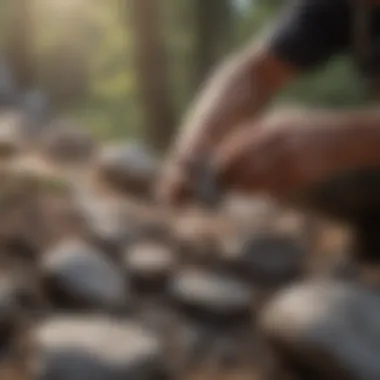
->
[212, 106, 380, 199]
[169, 41, 298, 165]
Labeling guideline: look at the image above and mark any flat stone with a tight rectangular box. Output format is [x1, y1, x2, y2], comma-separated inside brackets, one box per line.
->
[170, 269, 252, 322]
[74, 192, 137, 252]
[125, 241, 175, 289]
[42, 239, 128, 310]
[261, 279, 380, 380]
[238, 234, 305, 287]
[34, 316, 164, 380]
[97, 142, 158, 196]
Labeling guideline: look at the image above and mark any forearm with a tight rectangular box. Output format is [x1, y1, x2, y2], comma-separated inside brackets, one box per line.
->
[171, 43, 295, 164]
[304, 108, 380, 172]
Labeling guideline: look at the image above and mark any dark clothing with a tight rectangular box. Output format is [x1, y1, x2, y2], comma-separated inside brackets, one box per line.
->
[269, 0, 380, 73]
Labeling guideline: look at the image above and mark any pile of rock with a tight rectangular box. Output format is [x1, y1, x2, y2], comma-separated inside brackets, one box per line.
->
[0, 114, 357, 380]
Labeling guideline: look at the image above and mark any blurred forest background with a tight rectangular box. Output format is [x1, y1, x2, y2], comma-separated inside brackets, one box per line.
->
[0, 0, 369, 154]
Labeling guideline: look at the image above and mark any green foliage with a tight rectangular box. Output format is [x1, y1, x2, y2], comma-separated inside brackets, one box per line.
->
[241, 0, 368, 108]
[5, 0, 370, 140]
[278, 57, 368, 108]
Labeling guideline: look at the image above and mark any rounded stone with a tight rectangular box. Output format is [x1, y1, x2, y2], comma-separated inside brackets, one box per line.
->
[125, 241, 175, 290]
[34, 316, 164, 380]
[260, 279, 380, 379]
[41, 125, 96, 164]
[42, 239, 128, 310]
[74, 194, 136, 252]
[96, 142, 158, 196]
[238, 234, 305, 288]
[170, 269, 252, 322]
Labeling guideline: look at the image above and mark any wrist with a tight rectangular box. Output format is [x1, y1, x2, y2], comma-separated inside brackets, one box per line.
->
[171, 145, 211, 169]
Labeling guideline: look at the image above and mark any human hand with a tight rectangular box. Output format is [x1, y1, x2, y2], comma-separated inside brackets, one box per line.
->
[213, 109, 380, 199]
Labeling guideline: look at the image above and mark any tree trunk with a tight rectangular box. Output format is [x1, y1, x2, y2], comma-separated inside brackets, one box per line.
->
[6, 0, 36, 92]
[130, 0, 177, 153]
[194, 0, 234, 90]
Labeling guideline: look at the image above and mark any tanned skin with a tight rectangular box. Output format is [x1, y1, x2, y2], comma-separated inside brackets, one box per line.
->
[157, 40, 296, 204]
[157, 39, 380, 204]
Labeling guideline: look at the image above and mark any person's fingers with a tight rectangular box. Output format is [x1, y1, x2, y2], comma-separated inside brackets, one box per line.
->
[154, 162, 192, 207]
[213, 127, 259, 187]
[213, 125, 290, 193]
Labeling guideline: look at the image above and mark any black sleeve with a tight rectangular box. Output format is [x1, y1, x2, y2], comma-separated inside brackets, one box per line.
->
[267, 0, 351, 70]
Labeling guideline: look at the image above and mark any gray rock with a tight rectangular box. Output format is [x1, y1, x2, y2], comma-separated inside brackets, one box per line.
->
[41, 123, 96, 164]
[261, 279, 380, 380]
[238, 233, 305, 288]
[42, 239, 128, 310]
[34, 316, 164, 380]
[97, 142, 158, 196]
[74, 192, 137, 252]
[170, 269, 252, 321]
